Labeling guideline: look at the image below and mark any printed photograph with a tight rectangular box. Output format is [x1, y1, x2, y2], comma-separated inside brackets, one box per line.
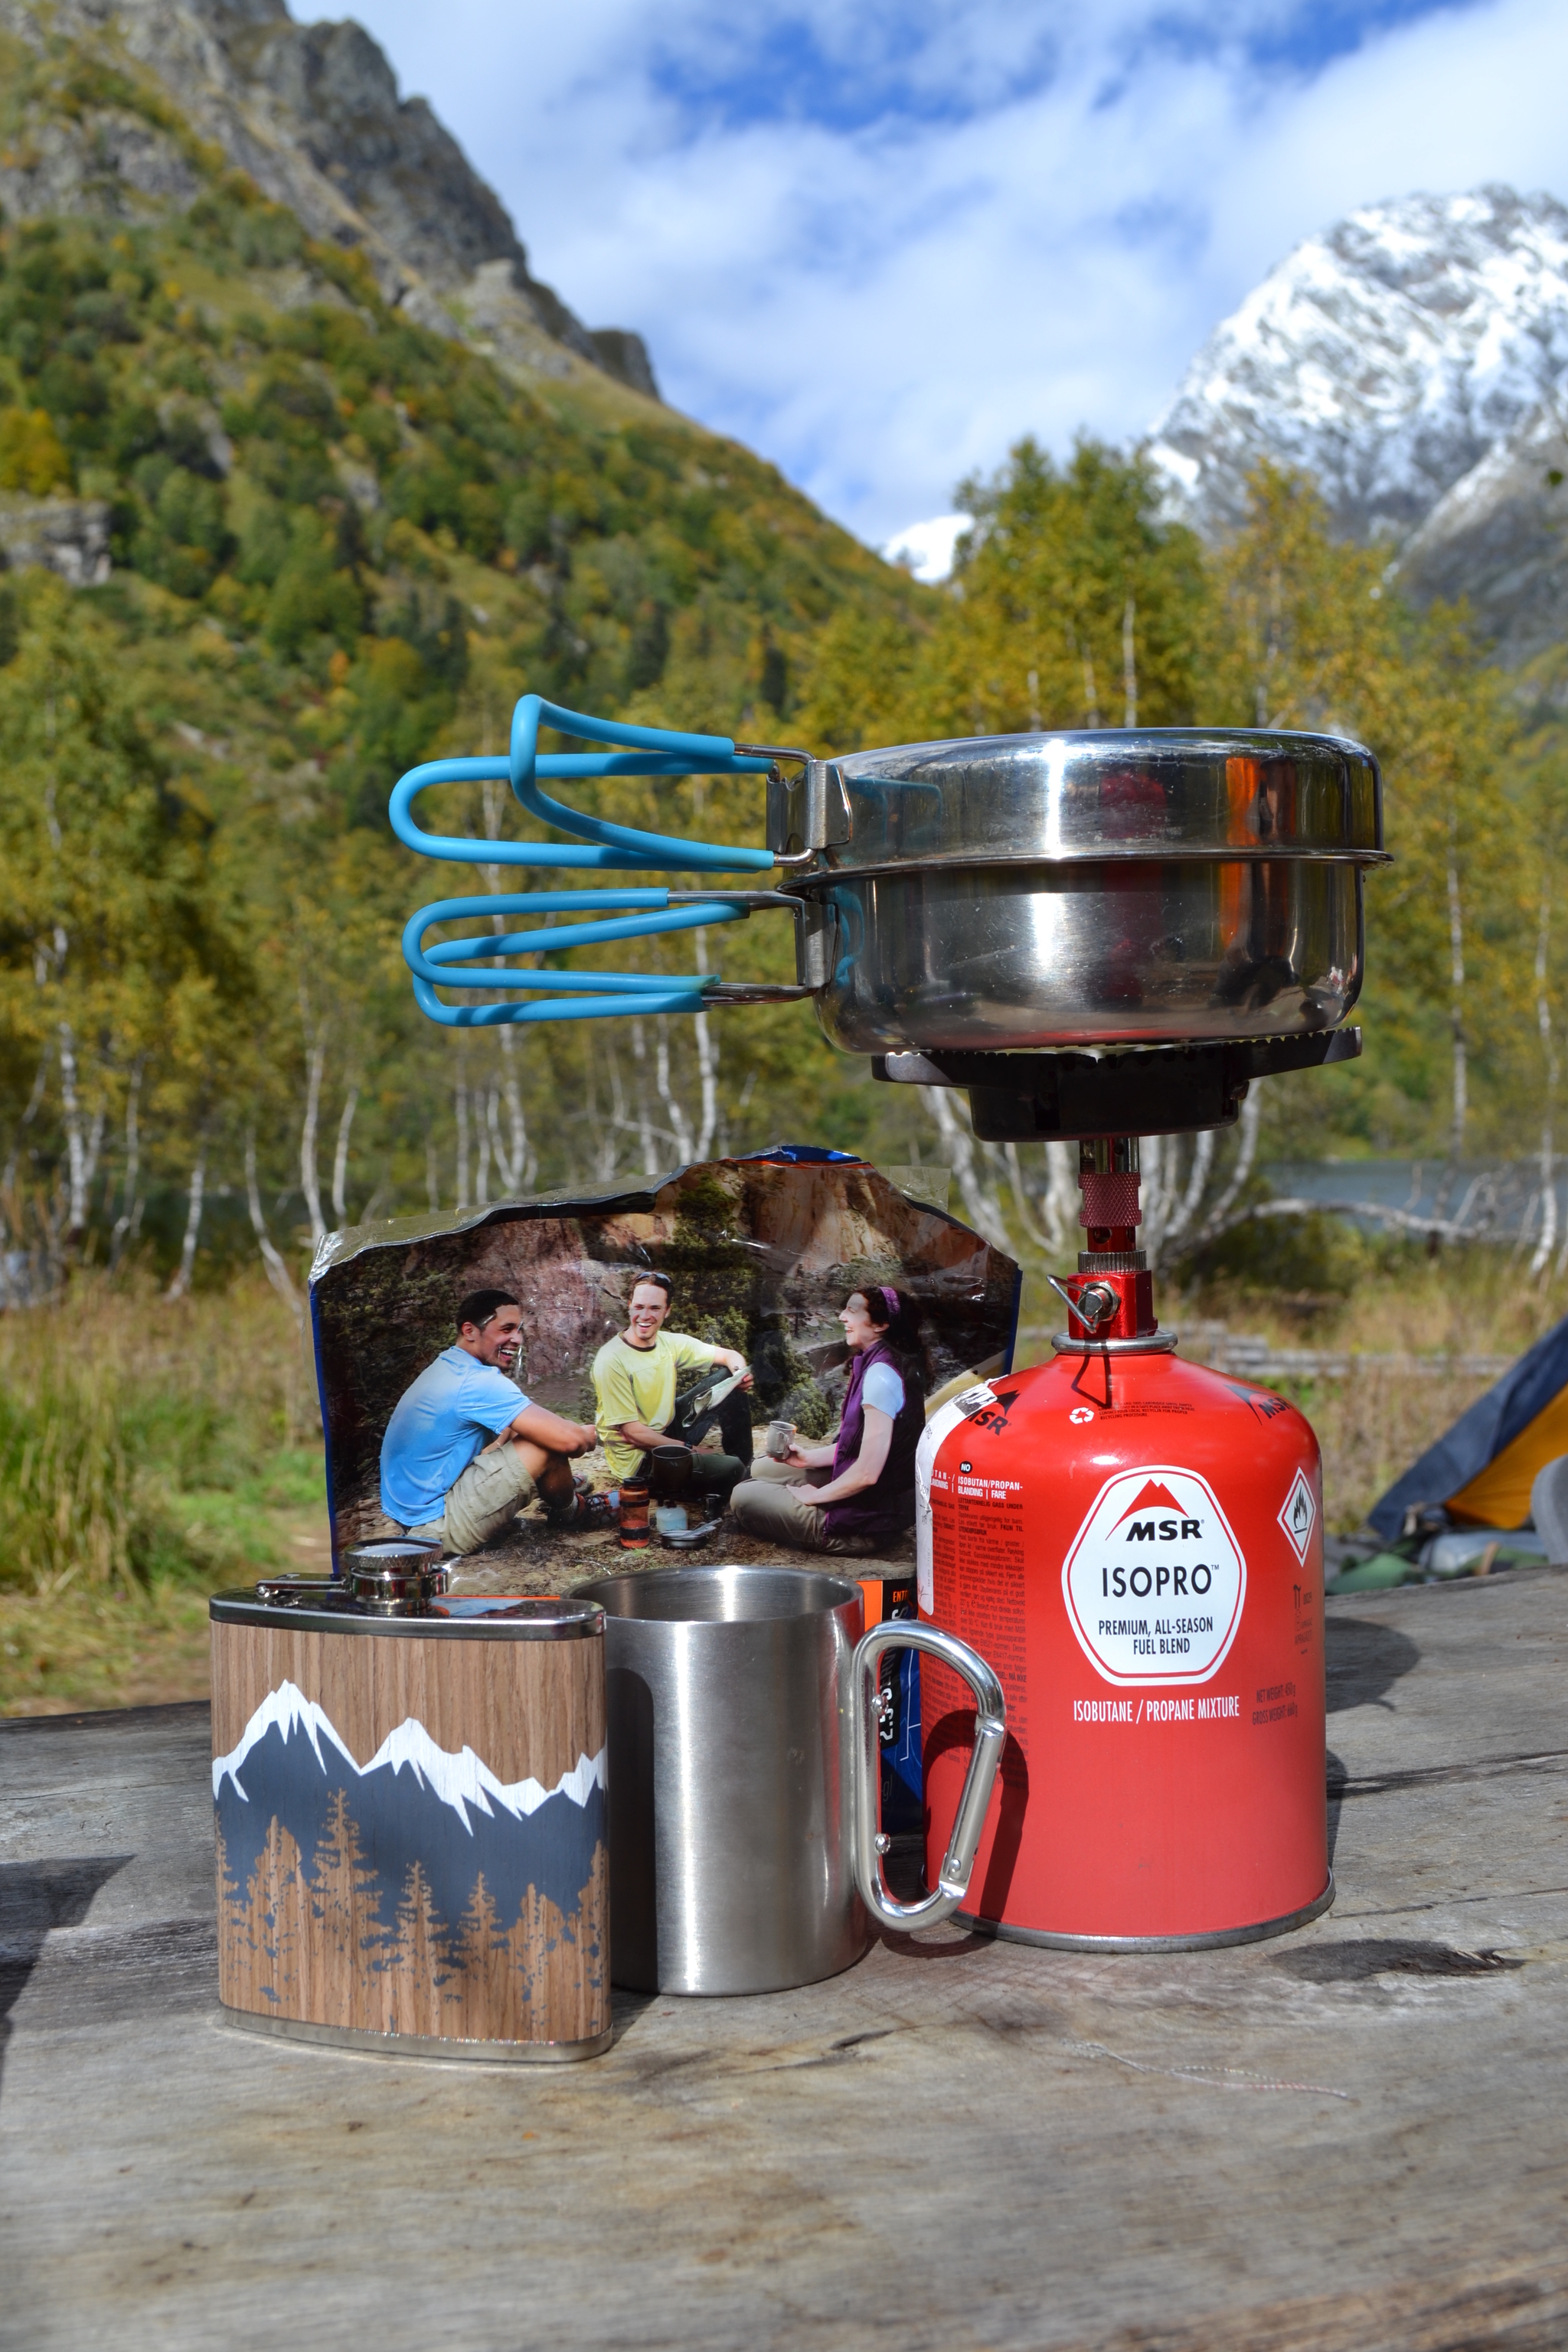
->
[309, 1150, 1021, 1594]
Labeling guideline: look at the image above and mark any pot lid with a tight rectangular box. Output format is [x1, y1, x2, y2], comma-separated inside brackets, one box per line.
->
[778, 728, 1383, 874]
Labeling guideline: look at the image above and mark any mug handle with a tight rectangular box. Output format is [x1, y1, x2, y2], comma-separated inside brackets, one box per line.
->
[851, 1622, 1007, 1933]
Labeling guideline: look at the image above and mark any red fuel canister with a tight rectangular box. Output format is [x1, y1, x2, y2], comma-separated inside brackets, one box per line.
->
[917, 1146, 1329, 1949]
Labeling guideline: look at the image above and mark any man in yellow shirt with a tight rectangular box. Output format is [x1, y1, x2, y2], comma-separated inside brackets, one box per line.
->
[593, 1274, 753, 1510]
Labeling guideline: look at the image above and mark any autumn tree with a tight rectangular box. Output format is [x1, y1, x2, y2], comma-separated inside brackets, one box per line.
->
[0, 577, 241, 1275]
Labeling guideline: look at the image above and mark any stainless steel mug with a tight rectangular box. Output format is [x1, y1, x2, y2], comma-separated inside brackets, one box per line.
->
[573, 1563, 1004, 1996]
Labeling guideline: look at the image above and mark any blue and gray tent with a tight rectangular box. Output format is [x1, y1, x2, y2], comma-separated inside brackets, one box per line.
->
[1369, 1312, 1568, 1538]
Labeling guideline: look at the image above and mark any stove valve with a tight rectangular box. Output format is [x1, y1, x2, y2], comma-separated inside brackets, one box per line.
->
[1073, 1281, 1119, 1332]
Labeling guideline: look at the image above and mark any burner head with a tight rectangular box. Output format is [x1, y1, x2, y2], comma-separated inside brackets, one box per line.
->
[875, 1028, 1363, 1142]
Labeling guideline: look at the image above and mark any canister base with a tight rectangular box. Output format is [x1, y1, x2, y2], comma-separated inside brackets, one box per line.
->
[220, 2006, 613, 2064]
[956, 1872, 1334, 1953]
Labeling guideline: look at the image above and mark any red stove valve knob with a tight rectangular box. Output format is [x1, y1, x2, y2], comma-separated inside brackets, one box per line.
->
[1073, 1279, 1119, 1331]
[1046, 1272, 1126, 1334]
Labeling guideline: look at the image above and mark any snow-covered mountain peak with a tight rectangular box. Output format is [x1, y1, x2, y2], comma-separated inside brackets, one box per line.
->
[361, 1717, 606, 1831]
[212, 1680, 356, 1799]
[212, 1680, 607, 1832]
[1150, 186, 1568, 549]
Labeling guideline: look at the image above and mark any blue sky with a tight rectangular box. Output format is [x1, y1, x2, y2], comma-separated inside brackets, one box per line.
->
[303, 0, 1567, 559]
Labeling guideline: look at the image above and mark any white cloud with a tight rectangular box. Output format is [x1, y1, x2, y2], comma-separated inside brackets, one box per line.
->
[882, 514, 972, 583]
[302, 0, 1568, 547]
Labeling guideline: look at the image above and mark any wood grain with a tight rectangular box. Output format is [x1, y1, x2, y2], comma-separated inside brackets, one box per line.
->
[210, 1622, 607, 2048]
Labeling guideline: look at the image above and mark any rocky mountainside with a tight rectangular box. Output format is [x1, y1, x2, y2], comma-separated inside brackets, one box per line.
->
[1150, 187, 1568, 665]
[0, 0, 658, 398]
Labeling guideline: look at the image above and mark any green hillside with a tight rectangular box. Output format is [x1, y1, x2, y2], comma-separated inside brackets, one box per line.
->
[0, 42, 929, 1285]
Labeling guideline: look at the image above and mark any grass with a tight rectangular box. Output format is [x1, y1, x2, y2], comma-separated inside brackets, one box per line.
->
[1277, 1368, 1494, 1536]
[2, 1243, 1558, 1715]
[0, 1276, 328, 1714]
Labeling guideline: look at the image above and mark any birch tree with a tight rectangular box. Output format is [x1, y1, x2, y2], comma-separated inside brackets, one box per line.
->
[0, 579, 221, 1276]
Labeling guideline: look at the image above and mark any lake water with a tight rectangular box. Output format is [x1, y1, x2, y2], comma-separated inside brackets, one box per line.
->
[1264, 1161, 1563, 1245]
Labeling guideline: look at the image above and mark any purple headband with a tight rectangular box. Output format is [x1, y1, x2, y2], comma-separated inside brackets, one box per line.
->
[878, 1285, 900, 1320]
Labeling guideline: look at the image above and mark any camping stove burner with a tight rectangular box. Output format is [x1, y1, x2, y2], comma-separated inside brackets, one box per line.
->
[877, 1027, 1363, 1141]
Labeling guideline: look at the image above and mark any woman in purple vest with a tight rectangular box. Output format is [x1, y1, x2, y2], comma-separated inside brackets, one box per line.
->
[730, 1286, 926, 1557]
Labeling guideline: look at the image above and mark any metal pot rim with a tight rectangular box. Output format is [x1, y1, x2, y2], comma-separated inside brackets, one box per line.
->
[772, 724, 1384, 876]
[786, 843, 1391, 892]
[571, 1562, 864, 1624]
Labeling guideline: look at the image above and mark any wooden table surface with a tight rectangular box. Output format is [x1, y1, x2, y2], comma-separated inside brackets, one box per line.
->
[3, 1570, 1566, 2351]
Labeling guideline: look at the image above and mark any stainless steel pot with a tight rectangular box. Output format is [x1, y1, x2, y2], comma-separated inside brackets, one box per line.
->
[769, 729, 1387, 1053]
[573, 1564, 1004, 1997]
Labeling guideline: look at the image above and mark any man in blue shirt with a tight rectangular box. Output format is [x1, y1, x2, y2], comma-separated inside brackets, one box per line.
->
[380, 1288, 603, 1554]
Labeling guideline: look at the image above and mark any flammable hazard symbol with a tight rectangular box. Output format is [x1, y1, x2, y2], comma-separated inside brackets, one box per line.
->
[1277, 1468, 1318, 1564]
[1061, 1465, 1246, 1686]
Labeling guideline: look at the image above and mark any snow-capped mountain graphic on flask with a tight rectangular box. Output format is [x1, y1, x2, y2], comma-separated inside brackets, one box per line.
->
[213, 1681, 607, 2045]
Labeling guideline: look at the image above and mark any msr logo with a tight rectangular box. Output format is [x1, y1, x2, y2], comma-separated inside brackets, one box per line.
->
[1114, 1480, 1200, 1542]
[969, 1387, 1021, 1436]
[1228, 1383, 1289, 1423]
[1062, 1464, 1246, 1686]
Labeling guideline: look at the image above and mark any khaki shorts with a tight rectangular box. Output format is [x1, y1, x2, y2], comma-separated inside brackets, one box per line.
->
[409, 1441, 537, 1556]
[727, 1478, 879, 1557]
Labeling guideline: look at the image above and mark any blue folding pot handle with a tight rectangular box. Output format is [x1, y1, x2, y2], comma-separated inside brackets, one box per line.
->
[390, 694, 786, 1027]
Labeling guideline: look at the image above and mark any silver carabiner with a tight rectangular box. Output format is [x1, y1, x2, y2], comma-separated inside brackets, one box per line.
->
[851, 1622, 1006, 1932]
